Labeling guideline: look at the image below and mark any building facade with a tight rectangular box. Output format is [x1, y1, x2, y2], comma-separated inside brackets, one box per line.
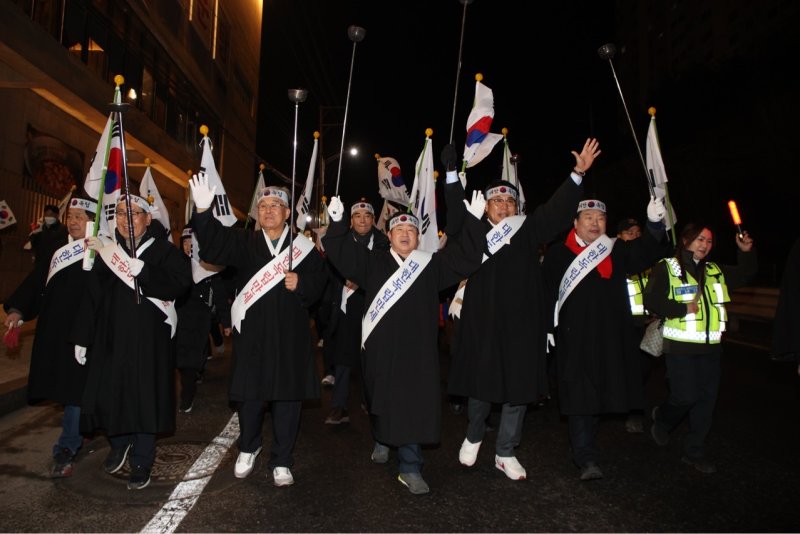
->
[0, 0, 261, 299]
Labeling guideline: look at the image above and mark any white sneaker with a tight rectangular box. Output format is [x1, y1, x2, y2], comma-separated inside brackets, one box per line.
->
[273, 466, 294, 487]
[458, 438, 482, 467]
[234, 446, 262, 478]
[495, 454, 526, 480]
[321, 374, 335, 386]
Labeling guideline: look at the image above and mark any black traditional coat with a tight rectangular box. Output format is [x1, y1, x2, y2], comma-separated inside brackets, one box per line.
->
[192, 211, 327, 402]
[325, 227, 390, 368]
[771, 237, 799, 361]
[4, 237, 90, 405]
[448, 177, 582, 404]
[542, 228, 663, 415]
[175, 273, 231, 370]
[322, 183, 483, 446]
[77, 222, 191, 435]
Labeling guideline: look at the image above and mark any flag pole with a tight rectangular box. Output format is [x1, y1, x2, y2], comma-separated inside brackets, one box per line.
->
[597, 43, 655, 197]
[109, 75, 140, 303]
[334, 25, 366, 196]
[288, 88, 308, 271]
[448, 0, 474, 144]
[184, 170, 194, 225]
[648, 107, 677, 244]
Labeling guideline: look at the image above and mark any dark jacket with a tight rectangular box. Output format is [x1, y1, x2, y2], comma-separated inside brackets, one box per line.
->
[77, 220, 192, 435]
[191, 211, 328, 402]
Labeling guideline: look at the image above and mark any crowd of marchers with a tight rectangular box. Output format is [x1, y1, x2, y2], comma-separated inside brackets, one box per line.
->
[11, 135, 788, 496]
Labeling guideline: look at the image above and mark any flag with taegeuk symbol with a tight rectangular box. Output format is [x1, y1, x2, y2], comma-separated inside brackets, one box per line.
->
[0, 200, 16, 230]
[376, 155, 409, 205]
[139, 164, 173, 242]
[295, 134, 319, 232]
[199, 134, 237, 227]
[463, 78, 503, 169]
[646, 115, 677, 230]
[83, 84, 123, 237]
[409, 135, 439, 253]
[501, 137, 527, 213]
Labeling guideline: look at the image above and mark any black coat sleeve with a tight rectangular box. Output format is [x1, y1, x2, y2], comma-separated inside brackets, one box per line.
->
[527, 176, 583, 247]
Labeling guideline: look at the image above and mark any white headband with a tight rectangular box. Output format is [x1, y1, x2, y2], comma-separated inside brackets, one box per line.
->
[69, 197, 97, 214]
[351, 202, 375, 215]
[117, 194, 151, 213]
[485, 185, 518, 201]
[259, 187, 289, 206]
[388, 213, 419, 231]
[577, 199, 606, 213]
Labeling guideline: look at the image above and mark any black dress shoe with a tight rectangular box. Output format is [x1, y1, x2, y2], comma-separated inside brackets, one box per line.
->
[682, 455, 717, 474]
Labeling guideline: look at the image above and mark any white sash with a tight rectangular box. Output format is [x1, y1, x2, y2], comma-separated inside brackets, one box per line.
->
[449, 215, 526, 319]
[341, 233, 375, 313]
[485, 215, 525, 257]
[361, 249, 433, 348]
[98, 238, 179, 338]
[553, 234, 615, 327]
[47, 238, 85, 285]
[230, 234, 315, 332]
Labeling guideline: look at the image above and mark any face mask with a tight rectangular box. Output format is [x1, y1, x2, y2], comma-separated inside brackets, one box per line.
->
[44, 217, 57, 225]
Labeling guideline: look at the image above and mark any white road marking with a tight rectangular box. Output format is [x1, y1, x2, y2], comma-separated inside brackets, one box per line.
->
[141, 414, 240, 534]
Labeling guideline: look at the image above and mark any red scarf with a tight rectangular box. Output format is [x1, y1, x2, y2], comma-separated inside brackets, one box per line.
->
[564, 228, 613, 279]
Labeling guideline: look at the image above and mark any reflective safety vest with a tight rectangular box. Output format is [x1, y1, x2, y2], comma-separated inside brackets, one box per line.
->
[627, 270, 650, 316]
[661, 257, 730, 344]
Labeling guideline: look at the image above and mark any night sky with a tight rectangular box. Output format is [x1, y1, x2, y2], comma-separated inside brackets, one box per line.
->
[256, 1, 800, 281]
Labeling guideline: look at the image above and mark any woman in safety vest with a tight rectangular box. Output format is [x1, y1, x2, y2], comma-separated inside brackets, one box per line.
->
[643, 223, 756, 474]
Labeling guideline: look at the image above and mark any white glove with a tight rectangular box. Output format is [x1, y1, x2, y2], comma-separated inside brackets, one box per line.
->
[463, 190, 486, 220]
[647, 196, 666, 222]
[85, 235, 105, 252]
[128, 257, 145, 276]
[189, 172, 217, 210]
[328, 196, 344, 222]
[74, 345, 87, 366]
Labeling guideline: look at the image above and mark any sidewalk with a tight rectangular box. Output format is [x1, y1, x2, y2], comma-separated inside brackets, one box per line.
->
[0, 307, 35, 417]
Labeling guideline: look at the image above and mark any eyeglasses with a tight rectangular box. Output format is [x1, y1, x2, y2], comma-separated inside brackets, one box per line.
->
[258, 203, 285, 212]
[488, 197, 517, 207]
[115, 210, 147, 218]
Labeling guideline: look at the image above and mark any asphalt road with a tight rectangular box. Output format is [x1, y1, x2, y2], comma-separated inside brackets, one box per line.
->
[0, 329, 798, 533]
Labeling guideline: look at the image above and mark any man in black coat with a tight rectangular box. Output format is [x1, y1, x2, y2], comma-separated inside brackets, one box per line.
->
[175, 227, 231, 413]
[29, 203, 68, 271]
[542, 196, 665, 481]
[323, 173, 485, 495]
[4, 196, 97, 477]
[448, 138, 600, 481]
[189, 176, 328, 488]
[79, 194, 191, 490]
[323, 199, 389, 426]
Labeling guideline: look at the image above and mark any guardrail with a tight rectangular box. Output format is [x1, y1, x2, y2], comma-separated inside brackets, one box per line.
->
[727, 287, 779, 322]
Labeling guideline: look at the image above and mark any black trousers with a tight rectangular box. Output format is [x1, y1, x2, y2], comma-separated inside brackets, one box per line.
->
[568, 414, 599, 467]
[656, 352, 721, 459]
[238, 399, 302, 469]
[109, 433, 155, 470]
